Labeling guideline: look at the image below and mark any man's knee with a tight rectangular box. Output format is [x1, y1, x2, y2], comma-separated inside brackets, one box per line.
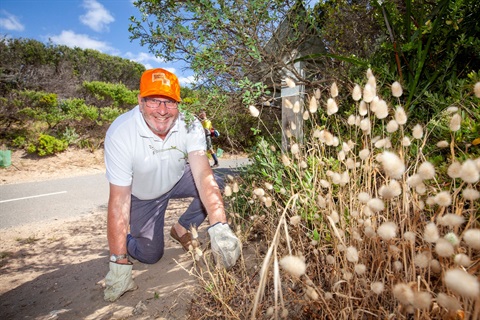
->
[127, 237, 164, 264]
[138, 250, 164, 264]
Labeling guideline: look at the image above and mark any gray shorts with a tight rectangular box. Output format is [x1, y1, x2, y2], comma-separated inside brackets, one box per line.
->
[126, 165, 224, 264]
[206, 135, 213, 150]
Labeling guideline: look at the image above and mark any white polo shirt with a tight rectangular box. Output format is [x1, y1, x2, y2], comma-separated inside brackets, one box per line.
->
[104, 106, 206, 200]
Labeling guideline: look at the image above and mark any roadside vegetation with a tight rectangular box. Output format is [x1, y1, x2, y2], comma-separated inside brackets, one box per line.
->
[188, 71, 479, 319]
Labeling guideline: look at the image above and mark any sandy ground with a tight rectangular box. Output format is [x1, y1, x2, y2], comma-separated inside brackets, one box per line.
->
[0, 149, 229, 320]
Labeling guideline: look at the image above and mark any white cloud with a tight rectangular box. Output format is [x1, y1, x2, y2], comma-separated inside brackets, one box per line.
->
[79, 0, 114, 32]
[124, 51, 164, 66]
[178, 76, 196, 85]
[49, 30, 117, 54]
[124, 52, 195, 85]
[0, 10, 25, 31]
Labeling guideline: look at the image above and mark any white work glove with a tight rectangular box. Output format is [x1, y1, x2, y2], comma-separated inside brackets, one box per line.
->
[104, 262, 137, 302]
[207, 222, 241, 269]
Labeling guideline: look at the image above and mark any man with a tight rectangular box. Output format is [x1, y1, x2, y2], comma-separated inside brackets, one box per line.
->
[103, 68, 241, 302]
[199, 110, 219, 168]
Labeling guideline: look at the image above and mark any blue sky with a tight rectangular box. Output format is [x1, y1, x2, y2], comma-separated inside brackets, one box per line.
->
[0, 0, 194, 85]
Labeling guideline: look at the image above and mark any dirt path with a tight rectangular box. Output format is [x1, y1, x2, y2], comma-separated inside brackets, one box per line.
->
[0, 149, 219, 319]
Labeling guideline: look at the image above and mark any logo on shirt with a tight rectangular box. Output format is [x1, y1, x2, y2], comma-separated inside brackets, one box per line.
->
[149, 145, 162, 155]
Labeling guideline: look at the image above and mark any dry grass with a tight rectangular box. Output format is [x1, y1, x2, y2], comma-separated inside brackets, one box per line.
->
[188, 71, 480, 319]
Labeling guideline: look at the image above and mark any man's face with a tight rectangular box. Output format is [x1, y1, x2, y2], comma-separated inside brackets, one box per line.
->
[199, 112, 206, 120]
[139, 95, 179, 139]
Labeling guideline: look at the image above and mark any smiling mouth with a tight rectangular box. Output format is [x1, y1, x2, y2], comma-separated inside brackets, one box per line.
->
[154, 116, 170, 121]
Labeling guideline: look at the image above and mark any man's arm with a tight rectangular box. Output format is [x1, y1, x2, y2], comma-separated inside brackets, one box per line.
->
[107, 183, 132, 264]
[188, 150, 227, 225]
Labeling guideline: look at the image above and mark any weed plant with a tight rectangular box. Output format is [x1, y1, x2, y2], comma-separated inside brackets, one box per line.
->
[187, 70, 480, 319]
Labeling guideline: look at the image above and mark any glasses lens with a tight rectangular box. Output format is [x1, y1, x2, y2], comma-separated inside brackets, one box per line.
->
[145, 99, 178, 109]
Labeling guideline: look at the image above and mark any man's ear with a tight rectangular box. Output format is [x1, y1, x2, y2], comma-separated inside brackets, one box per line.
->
[137, 94, 143, 105]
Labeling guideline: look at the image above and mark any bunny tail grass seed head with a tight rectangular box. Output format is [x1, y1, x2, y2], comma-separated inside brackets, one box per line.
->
[289, 215, 302, 226]
[303, 110, 309, 120]
[279, 255, 306, 278]
[232, 182, 239, 193]
[412, 124, 424, 139]
[412, 292, 432, 310]
[447, 161, 462, 178]
[454, 253, 472, 267]
[309, 96, 318, 113]
[346, 246, 359, 263]
[437, 293, 461, 311]
[437, 213, 465, 227]
[436, 140, 449, 148]
[281, 154, 291, 166]
[444, 232, 460, 246]
[395, 106, 407, 125]
[347, 115, 356, 125]
[367, 198, 385, 212]
[404, 231, 416, 244]
[380, 151, 405, 179]
[444, 269, 480, 298]
[386, 120, 399, 133]
[358, 192, 371, 203]
[402, 136, 411, 146]
[224, 185, 232, 197]
[462, 187, 480, 200]
[434, 191, 452, 207]
[474, 82, 480, 98]
[367, 76, 377, 90]
[315, 88, 321, 100]
[354, 264, 366, 275]
[418, 161, 436, 180]
[359, 148, 370, 160]
[435, 238, 454, 257]
[306, 286, 319, 300]
[291, 143, 299, 154]
[374, 99, 389, 119]
[363, 84, 375, 103]
[391, 81, 403, 97]
[460, 159, 479, 183]
[249, 105, 259, 117]
[359, 100, 368, 116]
[449, 113, 461, 132]
[253, 188, 265, 197]
[393, 283, 414, 305]
[371, 282, 384, 295]
[424, 222, 440, 243]
[413, 252, 430, 268]
[330, 82, 339, 98]
[366, 68, 374, 79]
[360, 118, 371, 133]
[463, 229, 480, 250]
[327, 98, 338, 115]
[377, 221, 397, 241]
[352, 84, 362, 101]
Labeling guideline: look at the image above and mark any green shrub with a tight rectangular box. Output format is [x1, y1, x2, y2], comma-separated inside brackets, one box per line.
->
[61, 127, 79, 145]
[82, 81, 138, 107]
[28, 134, 68, 156]
[99, 106, 125, 124]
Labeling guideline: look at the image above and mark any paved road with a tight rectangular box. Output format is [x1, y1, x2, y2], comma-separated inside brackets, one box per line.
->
[0, 157, 250, 229]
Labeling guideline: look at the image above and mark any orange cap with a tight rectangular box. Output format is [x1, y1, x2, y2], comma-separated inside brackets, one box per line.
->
[139, 68, 181, 102]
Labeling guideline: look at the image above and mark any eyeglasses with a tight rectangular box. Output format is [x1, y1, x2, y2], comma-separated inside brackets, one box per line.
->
[143, 98, 179, 109]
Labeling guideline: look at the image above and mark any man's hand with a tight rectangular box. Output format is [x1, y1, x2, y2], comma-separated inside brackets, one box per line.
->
[207, 222, 241, 269]
[104, 262, 137, 302]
